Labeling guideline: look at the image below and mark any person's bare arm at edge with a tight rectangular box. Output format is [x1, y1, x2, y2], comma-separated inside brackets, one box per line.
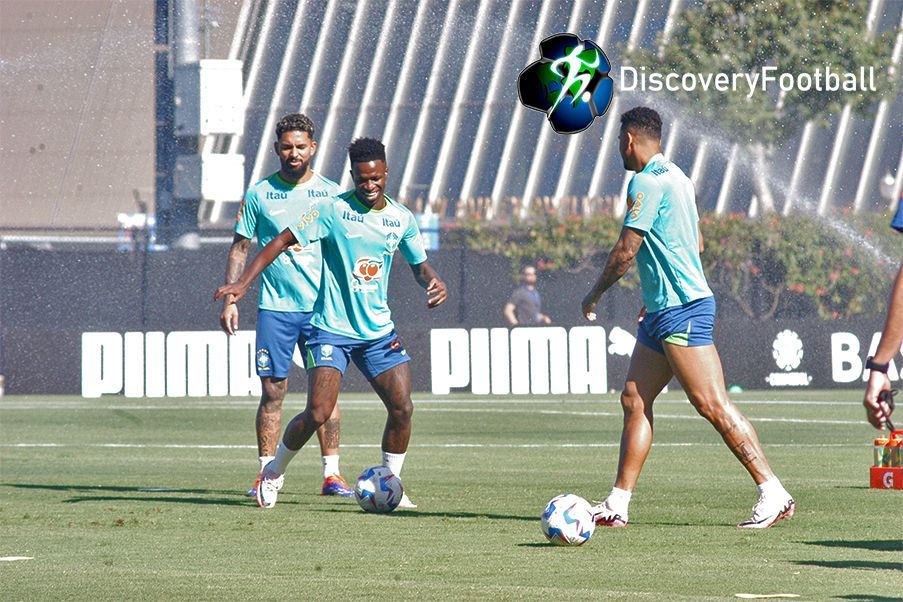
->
[581, 226, 644, 321]
[410, 261, 448, 308]
[220, 233, 251, 335]
[503, 302, 518, 326]
[215, 228, 297, 304]
[863, 263, 903, 429]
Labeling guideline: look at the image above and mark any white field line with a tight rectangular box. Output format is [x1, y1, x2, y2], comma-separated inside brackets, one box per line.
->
[0, 398, 862, 410]
[0, 405, 863, 426]
[408, 408, 864, 426]
[0, 442, 866, 450]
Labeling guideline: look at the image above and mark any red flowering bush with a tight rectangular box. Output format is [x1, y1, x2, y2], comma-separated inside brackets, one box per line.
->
[456, 212, 895, 319]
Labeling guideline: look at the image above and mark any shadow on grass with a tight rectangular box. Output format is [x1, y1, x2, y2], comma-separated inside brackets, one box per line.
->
[803, 539, 903, 552]
[629, 520, 709, 527]
[62, 495, 252, 506]
[794, 560, 903, 571]
[310, 506, 535, 522]
[516, 542, 573, 548]
[3, 483, 254, 507]
[5, 483, 237, 495]
[834, 594, 900, 602]
[111, 409, 143, 425]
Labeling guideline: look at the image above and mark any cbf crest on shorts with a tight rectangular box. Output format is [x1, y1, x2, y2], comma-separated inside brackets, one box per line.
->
[320, 344, 334, 361]
[256, 348, 272, 372]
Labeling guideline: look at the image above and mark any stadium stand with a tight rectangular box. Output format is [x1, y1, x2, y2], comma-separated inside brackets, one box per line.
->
[1, 0, 900, 234]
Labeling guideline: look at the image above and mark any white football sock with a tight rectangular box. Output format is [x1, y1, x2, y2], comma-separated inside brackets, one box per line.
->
[258, 455, 275, 473]
[607, 487, 632, 513]
[322, 454, 340, 478]
[268, 441, 298, 476]
[382, 451, 406, 476]
[757, 477, 788, 498]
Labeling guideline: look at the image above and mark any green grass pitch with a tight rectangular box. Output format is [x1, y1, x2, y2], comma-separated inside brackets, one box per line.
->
[1, 391, 901, 600]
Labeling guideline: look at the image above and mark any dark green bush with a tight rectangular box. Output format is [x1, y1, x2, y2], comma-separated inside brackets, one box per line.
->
[454, 212, 898, 320]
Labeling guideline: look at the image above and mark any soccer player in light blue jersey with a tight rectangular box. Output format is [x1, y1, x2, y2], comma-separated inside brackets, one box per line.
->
[220, 114, 353, 501]
[217, 138, 448, 510]
[581, 107, 794, 529]
[862, 200, 903, 428]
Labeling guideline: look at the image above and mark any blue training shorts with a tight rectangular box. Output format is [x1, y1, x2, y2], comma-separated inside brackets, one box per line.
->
[305, 328, 411, 380]
[636, 296, 716, 355]
[255, 309, 315, 377]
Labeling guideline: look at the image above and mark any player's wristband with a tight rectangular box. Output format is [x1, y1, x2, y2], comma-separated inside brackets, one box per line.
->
[866, 356, 890, 374]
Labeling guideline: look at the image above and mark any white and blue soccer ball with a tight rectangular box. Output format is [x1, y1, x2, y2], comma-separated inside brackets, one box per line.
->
[540, 493, 595, 546]
[354, 465, 404, 513]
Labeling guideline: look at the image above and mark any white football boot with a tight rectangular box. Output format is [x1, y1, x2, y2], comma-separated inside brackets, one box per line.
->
[590, 499, 628, 527]
[396, 492, 417, 509]
[737, 494, 795, 529]
[255, 464, 285, 509]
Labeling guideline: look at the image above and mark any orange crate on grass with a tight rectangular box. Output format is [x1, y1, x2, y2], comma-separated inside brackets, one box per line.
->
[870, 466, 903, 489]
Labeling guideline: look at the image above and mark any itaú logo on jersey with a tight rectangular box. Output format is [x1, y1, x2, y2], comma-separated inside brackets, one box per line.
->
[352, 257, 382, 292]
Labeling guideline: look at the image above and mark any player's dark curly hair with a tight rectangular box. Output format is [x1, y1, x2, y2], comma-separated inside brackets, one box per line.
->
[348, 137, 386, 164]
[620, 106, 662, 140]
[275, 113, 315, 140]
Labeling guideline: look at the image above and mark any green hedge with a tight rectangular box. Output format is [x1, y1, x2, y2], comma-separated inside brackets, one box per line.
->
[454, 212, 899, 320]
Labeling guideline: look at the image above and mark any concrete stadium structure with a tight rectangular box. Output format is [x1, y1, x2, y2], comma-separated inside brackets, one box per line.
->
[1, 0, 900, 231]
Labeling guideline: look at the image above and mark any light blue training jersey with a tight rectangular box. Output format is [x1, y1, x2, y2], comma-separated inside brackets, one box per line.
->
[623, 153, 713, 312]
[235, 171, 340, 312]
[288, 190, 428, 340]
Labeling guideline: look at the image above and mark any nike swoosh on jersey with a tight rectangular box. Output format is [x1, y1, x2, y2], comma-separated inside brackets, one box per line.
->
[344, 233, 362, 239]
[269, 208, 287, 216]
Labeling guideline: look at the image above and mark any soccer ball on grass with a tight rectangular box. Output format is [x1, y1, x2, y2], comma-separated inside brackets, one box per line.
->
[540, 493, 595, 546]
[354, 465, 403, 513]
